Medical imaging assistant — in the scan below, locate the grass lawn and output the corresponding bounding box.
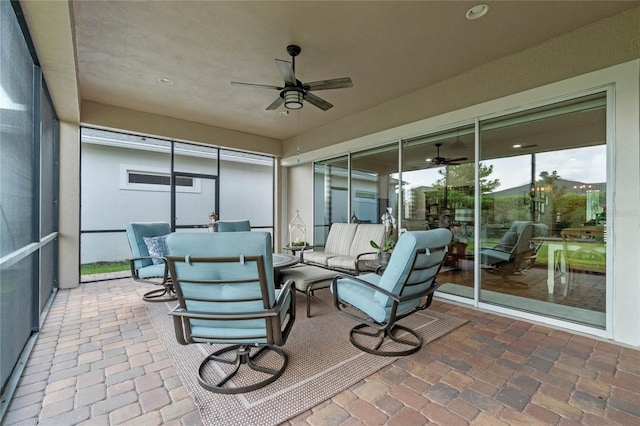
[81,261,129,275]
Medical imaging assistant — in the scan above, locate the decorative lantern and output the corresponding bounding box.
[208,212,218,232]
[288,210,306,247]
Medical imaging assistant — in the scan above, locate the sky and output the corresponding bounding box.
[402,145,606,192]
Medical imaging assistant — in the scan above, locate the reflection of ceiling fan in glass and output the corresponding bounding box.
[425,143,468,167]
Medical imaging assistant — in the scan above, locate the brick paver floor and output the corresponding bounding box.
[4,277,639,425]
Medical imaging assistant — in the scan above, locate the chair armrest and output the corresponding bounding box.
[299,245,324,262]
[331,273,440,305]
[355,251,379,274]
[275,279,296,306]
[128,256,169,284]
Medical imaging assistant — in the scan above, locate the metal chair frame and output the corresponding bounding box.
[332,244,449,357]
[166,254,296,394]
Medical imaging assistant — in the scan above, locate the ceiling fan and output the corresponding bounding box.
[425,143,468,167]
[231,45,353,111]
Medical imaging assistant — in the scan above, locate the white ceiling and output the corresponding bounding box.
[70,1,639,141]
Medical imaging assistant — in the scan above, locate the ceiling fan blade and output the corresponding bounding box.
[275,59,296,85]
[304,77,353,91]
[445,157,468,163]
[266,96,284,110]
[305,92,333,111]
[231,82,283,90]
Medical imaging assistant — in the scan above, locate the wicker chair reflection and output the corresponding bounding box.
[125,222,176,302]
[165,232,295,394]
[331,229,452,356]
[560,227,606,296]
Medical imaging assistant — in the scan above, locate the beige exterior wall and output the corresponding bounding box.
[80,101,282,157]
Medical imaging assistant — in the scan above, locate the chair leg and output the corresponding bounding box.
[142,283,177,302]
[349,323,423,357]
[197,344,287,394]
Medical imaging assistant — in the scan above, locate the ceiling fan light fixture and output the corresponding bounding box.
[284,90,303,110]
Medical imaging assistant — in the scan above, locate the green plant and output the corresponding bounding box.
[370,236,395,253]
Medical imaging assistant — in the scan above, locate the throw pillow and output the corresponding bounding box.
[143,235,169,265]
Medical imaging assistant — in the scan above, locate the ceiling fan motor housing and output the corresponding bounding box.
[286,45,301,57]
[231,44,352,111]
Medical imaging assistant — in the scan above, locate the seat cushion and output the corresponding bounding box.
[280,264,337,292]
[332,274,388,323]
[189,287,292,345]
[303,251,337,266]
[137,263,167,279]
[326,255,357,271]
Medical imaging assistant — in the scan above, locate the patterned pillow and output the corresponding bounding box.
[143,235,169,265]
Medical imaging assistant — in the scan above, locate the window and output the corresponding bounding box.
[127,171,194,188]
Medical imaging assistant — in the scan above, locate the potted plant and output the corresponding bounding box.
[370,235,395,265]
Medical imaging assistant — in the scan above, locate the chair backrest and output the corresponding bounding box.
[493,221,535,260]
[349,224,385,258]
[375,229,452,307]
[166,232,278,344]
[216,220,251,232]
[324,223,358,255]
[126,222,171,268]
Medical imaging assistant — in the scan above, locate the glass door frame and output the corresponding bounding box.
[449,86,613,339]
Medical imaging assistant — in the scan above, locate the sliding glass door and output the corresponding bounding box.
[312,91,609,330]
[478,92,607,328]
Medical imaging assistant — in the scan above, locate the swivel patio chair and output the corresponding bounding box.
[125,222,176,302]
[331,229,452,356]
[165,231,296,394]
[479,221,537,285]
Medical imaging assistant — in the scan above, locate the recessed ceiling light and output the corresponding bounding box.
[512,144,522,148]
[466,4,489,20]
[157,77,173,84]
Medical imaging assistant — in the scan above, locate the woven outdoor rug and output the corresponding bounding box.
[146,289,467,426]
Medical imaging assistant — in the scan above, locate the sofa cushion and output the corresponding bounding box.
[303,251,337,266]
[324,223,358,256]
[326,255,358,271]
[349,223,385,258]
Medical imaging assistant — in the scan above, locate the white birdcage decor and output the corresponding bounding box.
[288,210,306,247]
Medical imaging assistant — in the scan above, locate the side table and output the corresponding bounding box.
[283,245,311,256]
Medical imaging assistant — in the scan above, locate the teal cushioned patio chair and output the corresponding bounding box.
[165,231,296,394]
[331,229,452,356]
[125,222,176,302]
[479,221,544,285]
[216,220,251,232]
